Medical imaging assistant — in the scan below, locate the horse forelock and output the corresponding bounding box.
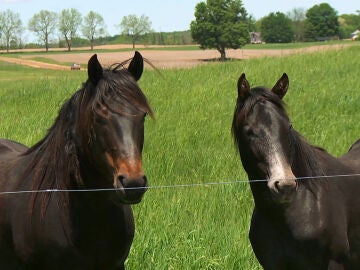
[84,65,154,120]
[76,66,154,151]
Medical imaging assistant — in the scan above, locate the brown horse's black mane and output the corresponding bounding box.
[232,86,325,191]
[22,59,153,215]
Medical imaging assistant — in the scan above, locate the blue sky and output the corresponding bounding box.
[1,0,359,42]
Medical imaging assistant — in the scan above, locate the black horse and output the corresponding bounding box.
[0,51,153,269]
[232,73,360,269]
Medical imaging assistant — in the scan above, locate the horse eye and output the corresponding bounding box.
[108,148,120,156]
[244,126,255,137]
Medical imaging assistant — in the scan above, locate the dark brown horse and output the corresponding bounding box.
[232,73,360,269]
[0,51,153,269]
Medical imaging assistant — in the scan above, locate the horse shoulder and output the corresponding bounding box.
[339,138,360,170]
[0,139,27,155]
[286,183,352,264]
[0,139,28,181]
[288,184,345,230]
[249,206,335,269]
[0,140,29,224]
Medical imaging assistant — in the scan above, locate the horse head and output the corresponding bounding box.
[232,73,297,200]
[78,52,153,204]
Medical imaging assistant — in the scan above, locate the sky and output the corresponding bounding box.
[0,0,359,43]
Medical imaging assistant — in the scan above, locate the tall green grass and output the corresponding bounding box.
[0,46,359,269]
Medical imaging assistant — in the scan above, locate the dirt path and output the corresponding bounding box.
[0,43,358,70]
[0,56,69,70]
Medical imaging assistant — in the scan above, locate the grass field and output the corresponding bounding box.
[0,46,359,269]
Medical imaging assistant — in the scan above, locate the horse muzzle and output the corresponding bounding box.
[268,176,297,199]
[113,174,148,204]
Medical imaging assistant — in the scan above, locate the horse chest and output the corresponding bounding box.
[251,188,351,268]
[8,197,134,269]
[284,191,328,240]
[70,201,135,265]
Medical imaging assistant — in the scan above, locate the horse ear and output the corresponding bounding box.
[88,54,103,85]
[272,73,289,99]
[128,51,144,81]
[237,73,250,100]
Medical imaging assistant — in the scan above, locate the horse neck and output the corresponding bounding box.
[22,95,84,194]
[289,129,325,178]
[287,128,346,199]
[75,146,110,190]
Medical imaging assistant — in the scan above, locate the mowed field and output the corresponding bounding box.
[0,45,359,269]
[0,42,358,70]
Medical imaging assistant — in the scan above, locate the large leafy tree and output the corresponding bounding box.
[119,14,152,48]
[261,12,294,43]
[338,11,360,39]
[190,0,250,61]
[81,11,106,50]
[28,10,57,52]
[304,3,339,41]
[287,7,306,42]
[58,8,82,51]
[0,9,23,52]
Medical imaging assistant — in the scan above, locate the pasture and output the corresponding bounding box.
[0,45,359,269]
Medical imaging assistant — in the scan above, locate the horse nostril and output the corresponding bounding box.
[117,175,126,187]
[269,179,297,195]
[117,174,147,189]
[115,174,148,204]
[142,175,148,187]
[277,179,297,194]
[274,180,280,193]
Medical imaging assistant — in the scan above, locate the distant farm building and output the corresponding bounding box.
[250,32,262,44]
[351,30,359,40]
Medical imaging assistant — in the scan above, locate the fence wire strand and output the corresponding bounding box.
[0,173,360,195]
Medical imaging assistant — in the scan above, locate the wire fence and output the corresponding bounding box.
[1,173,360,195]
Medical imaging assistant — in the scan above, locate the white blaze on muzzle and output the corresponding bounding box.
[267,148,297,194]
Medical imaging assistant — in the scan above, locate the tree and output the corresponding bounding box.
[119,14,152,48]
[261,12,294,43]
[247,15,257,32]
[338,11,360,39]
[287,7,306,42]
[81,11,106,50]
[58,8,82,51]
[28,10,58,52]
[304,3,339,41]
[0,9,23,52]
[190,0,250,61]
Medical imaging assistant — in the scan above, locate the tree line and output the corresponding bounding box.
[0,9,109,52]
[258,3,360,43]
[190,0,360,60]
[0,8,196,52]
[1,1,360,55]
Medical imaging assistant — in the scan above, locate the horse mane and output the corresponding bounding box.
[232,86,325,192]
[288,128,326,191]
[22,58,153,217]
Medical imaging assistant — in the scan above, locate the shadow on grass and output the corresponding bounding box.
[201,57,242,63]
